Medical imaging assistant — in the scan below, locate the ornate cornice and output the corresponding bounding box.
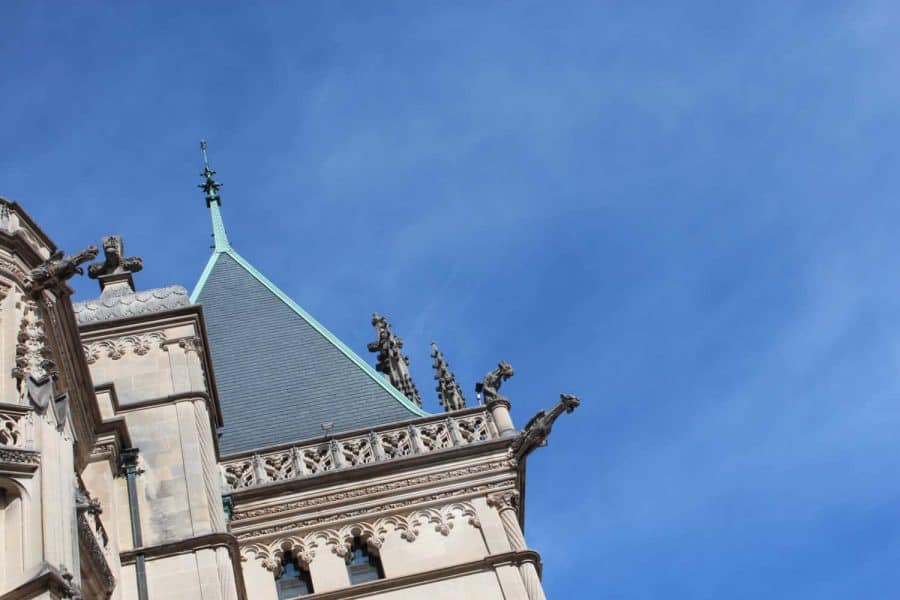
[231,459,514,522]
[0,446,40,475]
[242,501,482,572]
[234,481,512,542]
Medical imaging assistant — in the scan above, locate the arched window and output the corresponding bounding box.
[345,536,384,585]
[275,551,313,599]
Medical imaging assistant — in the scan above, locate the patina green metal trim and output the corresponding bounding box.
[191,248,429,417]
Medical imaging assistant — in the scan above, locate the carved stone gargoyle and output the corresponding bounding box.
[475,361,514,407]
[509,394,580,461]
[87,235,143,279]
[28,245,99,294]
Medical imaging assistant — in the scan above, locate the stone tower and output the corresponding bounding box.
[0,147,577,599]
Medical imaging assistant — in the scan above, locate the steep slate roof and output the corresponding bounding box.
[192,201,427,456]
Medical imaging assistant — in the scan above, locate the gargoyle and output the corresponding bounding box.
[509,393,580,461]
[28,245,99,293]
[475,361,514,406]
[87,235,143,279]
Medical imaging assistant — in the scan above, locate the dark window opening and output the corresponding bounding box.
[275,551,313,598]
[346,536,384,585]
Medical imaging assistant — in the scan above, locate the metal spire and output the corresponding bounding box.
[199,140,230,251]
[199,140,222,207]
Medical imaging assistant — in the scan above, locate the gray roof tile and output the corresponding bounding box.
[196,252,423,455]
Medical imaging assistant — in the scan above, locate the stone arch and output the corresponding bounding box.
[0,477,28,589]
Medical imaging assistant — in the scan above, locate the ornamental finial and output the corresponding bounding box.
[431,341,466,412]
[367,312,422,407]
[199,140,222,207]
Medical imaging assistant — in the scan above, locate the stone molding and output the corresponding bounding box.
[243,501,482,573]
[248,549,542,600]
[230,459,514,522]
[83,332,167,364]
[0,446,40,475]
[235,482,513,542]
[118,532,249,600]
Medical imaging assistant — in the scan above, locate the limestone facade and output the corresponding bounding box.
[0,198,574,599]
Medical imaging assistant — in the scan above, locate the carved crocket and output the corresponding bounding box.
[367,312,423,407]
[28,245,99,293]
[509,393,580,461]
[475,361,514,406]
[88,235,143,279]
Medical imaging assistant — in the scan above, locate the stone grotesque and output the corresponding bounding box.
[431,342,466,412]
[87,235,143,279]
[28,245,98,293]
[367,312,422,407]
[509,394,580,461]
[475,361,514,407]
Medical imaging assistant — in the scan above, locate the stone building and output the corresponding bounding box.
[0,148,578,599]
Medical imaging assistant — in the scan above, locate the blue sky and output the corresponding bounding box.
[4,1,900,597]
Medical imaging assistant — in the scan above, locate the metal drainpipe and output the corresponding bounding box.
[119,448,149,600]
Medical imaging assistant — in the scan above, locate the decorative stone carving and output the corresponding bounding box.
[220,409,500,492]
[27,245,98,294]
[73,285,190,325]
[509,394,580,461]
[83,332,167,364]
[12,299,54,385]
[367,312,422,406]
[487,490,545,600]
[0,446,40,469]
[476,361,514,408]
[235,483,507,541]
[244,502,482,571]
[431,341,466,412]
[0,412,24,447]
[87,235,143,279]
[231,460,512,521]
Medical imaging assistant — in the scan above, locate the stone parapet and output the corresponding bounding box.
[220,408,500,493]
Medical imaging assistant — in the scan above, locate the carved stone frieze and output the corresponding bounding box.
[242,501,482,572]
[83,332,167,364]
[230,459,514,522]
[235,482,510,542]
[0,446,40,468]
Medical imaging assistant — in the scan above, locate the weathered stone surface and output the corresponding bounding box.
[73,285,190,325]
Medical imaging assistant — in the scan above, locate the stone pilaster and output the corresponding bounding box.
[488,490,545,600]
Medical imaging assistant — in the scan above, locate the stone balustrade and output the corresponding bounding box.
[220,409,500,492]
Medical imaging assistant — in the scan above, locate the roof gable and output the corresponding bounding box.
[193,249,427,455]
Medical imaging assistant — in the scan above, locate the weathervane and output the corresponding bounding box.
[199,140,222,207]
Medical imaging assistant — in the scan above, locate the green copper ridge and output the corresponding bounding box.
[190,149,428,418]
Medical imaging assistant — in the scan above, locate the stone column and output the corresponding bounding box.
[486,397,516,437]
[488,491,545,600]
